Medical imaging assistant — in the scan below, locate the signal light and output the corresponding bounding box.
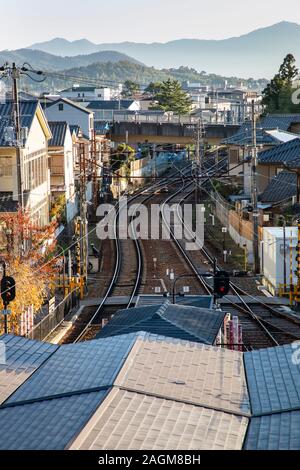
[214,270,230,298]
[1,276,16,305]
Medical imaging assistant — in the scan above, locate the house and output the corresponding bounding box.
[60,85,112,102]
[257,137,300,195]
[223,122,299,194]
[0,100,51,226]
[87,100,140,121]
[48,122,77,224]
[1,332,300,449]
[42,97,94,140]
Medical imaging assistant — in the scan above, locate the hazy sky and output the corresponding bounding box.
[1,0,300,49]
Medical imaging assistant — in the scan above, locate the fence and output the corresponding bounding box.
[30,289,80,342]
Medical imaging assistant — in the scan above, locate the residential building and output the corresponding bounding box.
[48,122,77,223]
[0,100,51,226]
[60,85,112,102]
[42,97,94,140]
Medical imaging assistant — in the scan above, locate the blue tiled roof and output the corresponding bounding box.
[87,100,134,110]
[6,334,137,404]
[48,121,69,147]
[0,390,108,450]
[258,137,300,166]
[0,100,38,146]
[260,114,300,131]
[260,171,297,203]
[96,303,225,345]
[244,344,300,415]
[244,411,300,450]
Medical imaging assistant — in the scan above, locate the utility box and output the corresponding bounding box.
[262,226,298,295]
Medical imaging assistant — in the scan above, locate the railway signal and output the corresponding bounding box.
[214,270,230,298]
[1,276,16,304]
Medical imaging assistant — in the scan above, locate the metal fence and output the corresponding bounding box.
[30,289,80,342]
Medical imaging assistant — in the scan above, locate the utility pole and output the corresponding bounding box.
[11,63,23,209]
[91,129,98,209]
[251,100,260,274]
[79,143,88,293]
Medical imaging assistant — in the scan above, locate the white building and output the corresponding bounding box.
[60,85,112,101]
[42,98,94,140]
[262,226,298,295]
[0,100,51,226]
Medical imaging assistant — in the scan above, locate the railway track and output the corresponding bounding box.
[65,165,191,343]
[161,164,300,349]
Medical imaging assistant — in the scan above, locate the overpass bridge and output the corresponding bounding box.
[108,119,240,146]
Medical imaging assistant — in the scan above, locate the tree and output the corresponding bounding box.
[122,80,140,98]
[143,82,162,96]
[0,209,57,334]
[262,54,299,114]
[150,79,192,114]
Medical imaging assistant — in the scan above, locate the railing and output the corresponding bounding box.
[29,289,80,342]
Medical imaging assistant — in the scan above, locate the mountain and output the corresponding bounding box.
[28,22,300,78]
[28,38,99,56]
[19,62,267,95]
[0,48,143,71]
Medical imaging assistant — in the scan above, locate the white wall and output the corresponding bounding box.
[45,102,93,139]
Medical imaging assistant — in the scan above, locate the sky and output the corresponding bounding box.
[1,0,300,49]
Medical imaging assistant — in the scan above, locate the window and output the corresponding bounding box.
[0,156,12,177]
[58,103,64,111]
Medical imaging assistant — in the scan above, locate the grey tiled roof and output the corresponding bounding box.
[0,100,38,146]
[70,388,249,451]
[97,302,224,345]
[0,390,108,450]
[7,334,136,404]
[244,344,300,415]
[0,334,58,405]
[260,171,297,203]
[244,411,300,450]
[114,335,251,416]
[258,137,300,166]
[48,121,68,147]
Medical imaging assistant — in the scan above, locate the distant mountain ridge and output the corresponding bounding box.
[0,48,143,71]
[28,22,300,78]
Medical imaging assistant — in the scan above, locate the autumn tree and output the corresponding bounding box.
[0,209,58,334]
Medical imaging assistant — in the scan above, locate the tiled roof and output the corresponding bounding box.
[0,100,38,146]
[94,121,111,134]
[114,335,251,416]
[244,344,300,415]
[7,334,136,404]
[96,302,225,345]
[260,171,297,203]
[260,114,300,131]
[258,137,300,166]
[87,100,135,110]
[244,411,300,450]
[48,121,69,147]
[1,332,300,450]
[70,388,249,451]
[0,335,58,406]
[0,390,108,450]
[44,97,92,114]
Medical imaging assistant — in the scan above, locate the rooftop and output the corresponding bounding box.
[1,331,300,449]
[48,121,69,147]
[96,301,225,345]
[87,100,136,111]
[258,137,300,166]
[0,100,39,147]
[260,171,297,204]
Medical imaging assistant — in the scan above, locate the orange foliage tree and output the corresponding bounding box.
[0,208,58,334]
